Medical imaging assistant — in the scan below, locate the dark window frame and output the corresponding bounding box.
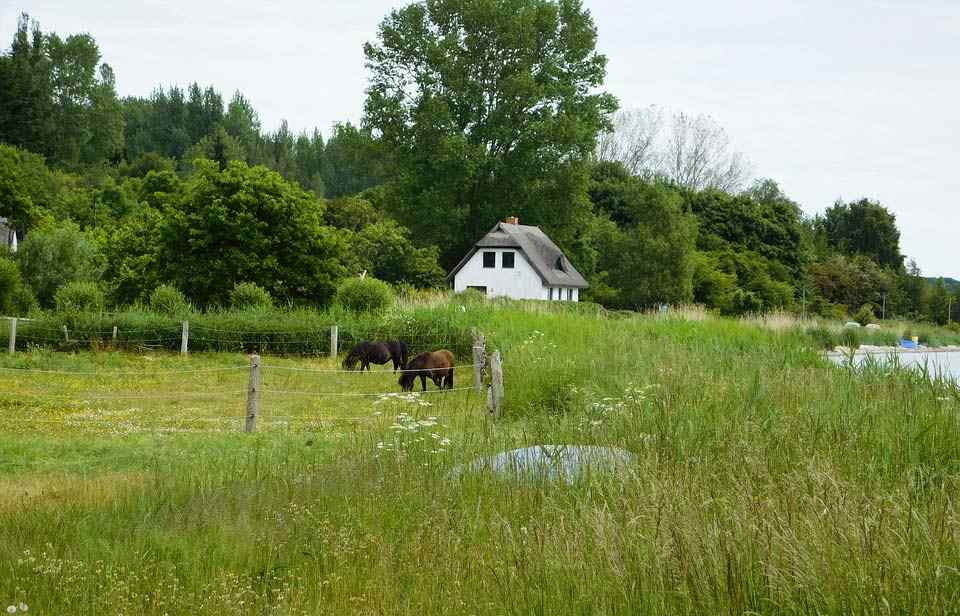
[482,251,496,268]
[502,251,515,269]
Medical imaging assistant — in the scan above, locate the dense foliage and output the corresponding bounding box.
[335,276,395,313]
[0,7,955,322]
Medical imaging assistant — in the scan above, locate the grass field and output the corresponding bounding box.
[2,302,960,614]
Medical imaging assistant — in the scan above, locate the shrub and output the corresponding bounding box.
[54,281,105,313]
[149,284,191,316]
[0,258,22,314]
[11,285,39,316]
[837,327,860,350]
[229,282,274,310]
[453,288,487,306]
[854,303,875,326]
[807,325,837,350]
[335,276,395,313]
[17,221,101,308]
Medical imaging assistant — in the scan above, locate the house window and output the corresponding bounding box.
[482,251,495,268]
[548,288,553,301]
[567,288,573,301]
[502,251,515,269]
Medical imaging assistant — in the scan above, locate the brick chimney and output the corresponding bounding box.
[505,216,519,225]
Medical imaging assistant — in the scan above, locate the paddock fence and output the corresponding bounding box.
[0,330,506,434]
[0,316,475,359]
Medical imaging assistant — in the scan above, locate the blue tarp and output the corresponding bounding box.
[900,339,917,349]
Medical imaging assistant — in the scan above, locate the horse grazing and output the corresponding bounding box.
[342,341,408,372]
[399,350,455,392]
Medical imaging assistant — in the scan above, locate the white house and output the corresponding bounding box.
[449,217,588,301]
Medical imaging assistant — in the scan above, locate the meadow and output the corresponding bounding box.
[2,300,960,614]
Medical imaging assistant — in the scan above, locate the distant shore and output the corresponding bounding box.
[826,345,960,357]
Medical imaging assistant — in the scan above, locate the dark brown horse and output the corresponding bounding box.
[343,341,409,372]
[399,350,454,392]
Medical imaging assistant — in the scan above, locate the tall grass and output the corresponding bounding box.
[1,302,959,614]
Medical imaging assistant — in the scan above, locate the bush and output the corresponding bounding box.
[854,303,875,326]
[0,258,22,314]
[54,281,105,313]
[335,277,395,313]
[229,282,274,310]
[149,284,191,316]
[11,285,39,316]
[17,221,101,308]
[838,327,861,350]
[807,325,837,350]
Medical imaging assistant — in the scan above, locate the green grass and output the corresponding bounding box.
[1,301,960,614]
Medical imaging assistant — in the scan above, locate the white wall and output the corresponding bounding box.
[454,249,547,300]
[454,249,581,302]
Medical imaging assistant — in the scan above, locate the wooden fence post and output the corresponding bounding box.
[112,326,118,346]
[8,318,16,355]
[472,329,486,390]
[330,325,339,361]
[180,320,189,356]
[245,354,261,433]
[62,325,69,344]
[486,350,503,418]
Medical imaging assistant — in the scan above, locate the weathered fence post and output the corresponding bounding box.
[180,320,189,356]
[329,325,339,361]
[112,326,118,345]
[486,350,503,418]
[62,325,69,344]
[8,318,16,355]
[472,329,486,390]
[245,354,261,433]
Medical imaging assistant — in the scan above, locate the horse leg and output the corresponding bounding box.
[446,369,454,389]
[420,374,427,392]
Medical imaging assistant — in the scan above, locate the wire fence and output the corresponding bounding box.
[0,316,476,358]
[0,356,491,435]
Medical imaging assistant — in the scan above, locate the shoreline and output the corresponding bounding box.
[826,345,960,358]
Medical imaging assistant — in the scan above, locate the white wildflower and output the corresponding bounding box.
[7,606,16,614]
[18,604,27,613]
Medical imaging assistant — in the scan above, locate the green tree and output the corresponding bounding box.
[0,14,54,156]
[363,0,617,266]
[160,160,348,306]
[17,221,101,307]
[101,205,165,305]
[588,164,698,308]
[816,198,903,270]
[0,144,56,230]
[809,255,894,318]
[321,123,386,198]
[346,220,446,288]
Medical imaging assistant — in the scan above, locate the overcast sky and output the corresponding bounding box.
[2,0,958,277]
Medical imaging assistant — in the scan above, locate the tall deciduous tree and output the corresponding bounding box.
[364,0,617,266]
[159,160,348,306]
[816,198,904,270]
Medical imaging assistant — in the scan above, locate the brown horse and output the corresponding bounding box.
[399,350,454,392]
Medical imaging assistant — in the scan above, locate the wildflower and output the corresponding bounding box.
[18,605,26,613]
[7,606,16,614]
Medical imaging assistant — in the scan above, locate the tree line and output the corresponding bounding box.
[0,4,955,324]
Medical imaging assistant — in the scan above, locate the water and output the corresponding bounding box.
[829,350,960,382]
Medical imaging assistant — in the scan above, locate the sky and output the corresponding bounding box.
[2,0,958,277]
